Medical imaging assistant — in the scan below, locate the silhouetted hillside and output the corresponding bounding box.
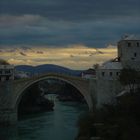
[15,64,84,76]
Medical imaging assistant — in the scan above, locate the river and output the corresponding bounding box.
[0,94,88,140]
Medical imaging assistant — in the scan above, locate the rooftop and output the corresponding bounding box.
[121,35,140,41]
[100,61,123,70]
[0,65,14,69]
[82,68,96,75]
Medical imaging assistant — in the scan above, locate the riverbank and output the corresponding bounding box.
[76,91,140,140]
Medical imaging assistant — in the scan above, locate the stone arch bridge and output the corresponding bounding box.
[0,73,97,125]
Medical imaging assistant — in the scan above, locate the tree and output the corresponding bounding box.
[0,59,9,65]
[119,68,140,93]
[93,63,99,70]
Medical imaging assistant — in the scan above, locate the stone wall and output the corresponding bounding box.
[89,79,97,109]
[0,109,17,125]
[96,78,123,108]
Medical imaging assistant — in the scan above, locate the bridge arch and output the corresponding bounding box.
[14,73,93,112]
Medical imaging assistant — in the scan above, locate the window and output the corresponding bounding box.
[6,76,9,81]
[137,42,139,47]
[116,72,120,76]
[128,42,131,47]
[102,72,105,76]
[110,72,113,76]
[134,53,137,57]
[5,70,11,74]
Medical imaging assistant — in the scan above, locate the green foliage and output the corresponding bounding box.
[93,63,99,70]
[0,59,9,65]
[76,113,96,139]
[119,68,140,92]
[76,91,140,140]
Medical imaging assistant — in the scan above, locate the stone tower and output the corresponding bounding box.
[118,35,140,70]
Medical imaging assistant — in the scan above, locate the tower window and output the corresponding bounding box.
[134,53,137,57]
[116,72,120,76]
[137,42,139,47]
[128,42,131,47]
[102,72,105,76]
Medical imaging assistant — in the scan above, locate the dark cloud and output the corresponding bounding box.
[19,52,27,56]
[0,0,140,21]
[0,0,140,47]
[36,51,44,54]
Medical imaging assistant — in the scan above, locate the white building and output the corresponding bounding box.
[96,60,123,107]
[0,65,15,82]
[98,35,140,81]
[97,61,122,80]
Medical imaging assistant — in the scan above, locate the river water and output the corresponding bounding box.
[0,94,88,140]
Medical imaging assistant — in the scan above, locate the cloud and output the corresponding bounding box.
[0,0,140,47]
[0,14,44,27]
[0,13,140,47]
[19,52,27,56]
[0,45,117,69]
[0,0,140,21]
[36,51,44,54]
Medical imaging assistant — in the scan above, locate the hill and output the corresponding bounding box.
[15,64,84,77]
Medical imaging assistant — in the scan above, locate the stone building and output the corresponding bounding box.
[96,60,123,107]
[82,68,96,79]
[96,35,140,107]
[97,61,122,80]
[118,35,140,70]
[0,65,15,82]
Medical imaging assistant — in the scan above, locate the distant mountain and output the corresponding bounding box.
[15,64,84,77]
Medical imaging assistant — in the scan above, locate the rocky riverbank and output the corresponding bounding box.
[18,83,54,117]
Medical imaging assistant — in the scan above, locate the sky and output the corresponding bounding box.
[0,0,140,69]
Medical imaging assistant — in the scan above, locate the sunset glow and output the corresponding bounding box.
[0,45,117,69]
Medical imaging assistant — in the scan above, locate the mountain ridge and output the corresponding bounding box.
[15,64,84,77]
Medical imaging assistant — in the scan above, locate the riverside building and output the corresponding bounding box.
[96,35,140,107]
[0,65,15,82]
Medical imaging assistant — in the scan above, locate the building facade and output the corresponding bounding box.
[0,65,15,82]
[118,36,140,70]
[82,68,96,79]
[96,35,140,107]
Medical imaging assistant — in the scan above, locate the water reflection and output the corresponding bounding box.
[0,126,18,140]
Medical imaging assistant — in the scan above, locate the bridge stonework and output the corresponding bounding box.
[0,73,97,125]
